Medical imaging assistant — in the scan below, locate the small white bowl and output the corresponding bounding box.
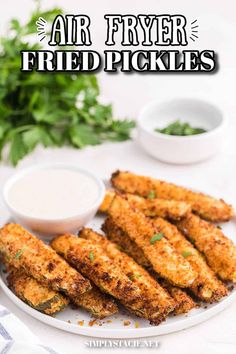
[3,164,105,237]
[137,98,227,164]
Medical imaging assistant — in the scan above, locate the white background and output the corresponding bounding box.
[0,1,236,353]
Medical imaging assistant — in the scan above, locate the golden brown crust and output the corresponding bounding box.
[102,217,196,314]
[108,195,197,287]
[99,190,115,213]
[102,216,151,268]
[159,279,196,315]
[0,224,91,298]
[80,228,175,324]
[152,218,228,302]
[51,234,141,306]
[73,286,118,318]
[111,171,234,222]
[7,268,69,315]
[99,190,191,220]
[176,213,236,282]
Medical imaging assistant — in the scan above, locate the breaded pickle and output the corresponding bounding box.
[159,279,196,315]
[7,269,68,315]
[111,171,233,222]
[0,224,91,298]
[73,286,118,318]
[102,217,196,315]
[51,234,142,307]
[100,190,191,220]
[108,195,196,287]
[176,213,236,282]
[80,228,175,324]
[152,218,228,302]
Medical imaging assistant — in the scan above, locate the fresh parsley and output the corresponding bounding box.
[182,250,192,258]
[0,3,135,165]
[150,233,164,244]
[155,120,206,136]
[14,249,24,259]
[147,190,156,199]
[89,251,94,262]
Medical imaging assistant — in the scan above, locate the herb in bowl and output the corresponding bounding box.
[155,120,206,136]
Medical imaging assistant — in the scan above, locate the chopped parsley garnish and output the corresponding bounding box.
[182,250,192,258]
[150,233,164,244]
[155,120,206,136]
[14,249,24,259]
[128,273,143,281]
[89,252,94,262]
[147,190,156,199]
[135,274,142,279]
[189,238,195,245]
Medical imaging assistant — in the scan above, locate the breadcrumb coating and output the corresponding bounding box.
[176,213,236,282]
[108,194,197,287]
[51,234,142,308]
[7,268,68,315]
[102,217,196,315]
[153,217,228,302]
[111,171,234,222]
[0,224,91,298]
[80,228,175,324]
[99,190,191,220]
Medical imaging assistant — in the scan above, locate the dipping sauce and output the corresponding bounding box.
[7,168,101,219]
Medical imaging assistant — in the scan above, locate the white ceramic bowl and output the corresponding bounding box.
[137,98,226,164]
[3,164,105,237]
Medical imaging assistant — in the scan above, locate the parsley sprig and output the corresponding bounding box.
[0,2,135,165]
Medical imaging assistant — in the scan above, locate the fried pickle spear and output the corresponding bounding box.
[111,171,234,222]
[102,216,152,268]
[0,224,91,299]
[108,195,196,288]
[51,234,143,314]
[7,268,68,315]
[73,286,118,318]
[176,213,236,282]
[152,218,228,302]
[159,280,196,315]
[80,228,175,324]
[102,217,196,315]
[99,190,191,220]
[8,268,116,318]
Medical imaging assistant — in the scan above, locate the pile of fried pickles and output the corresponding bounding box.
[0,171,236,325]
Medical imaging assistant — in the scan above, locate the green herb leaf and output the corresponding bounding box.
[147,190,156,199]
[150,233,164,244]
[0,4,135,166]
[14,249,24,259]
[69,125,100,148]
[182,250,192,258]
[135,274,142,278]
[189,238,195,245]
[9,134,28,166]
[155,120,206,136]
[89,252,94,262]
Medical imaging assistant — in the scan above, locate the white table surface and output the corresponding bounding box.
[0,138,236,354]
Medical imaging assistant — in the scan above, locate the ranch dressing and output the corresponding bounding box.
[7,168,100,219]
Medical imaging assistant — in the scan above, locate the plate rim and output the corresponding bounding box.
[0,182,235,338]
[1,268,235,338]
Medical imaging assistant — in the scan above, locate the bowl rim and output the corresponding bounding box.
[3,163,105,222]
[137,98,227,140]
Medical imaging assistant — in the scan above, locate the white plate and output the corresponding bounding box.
[0,206,236,338]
